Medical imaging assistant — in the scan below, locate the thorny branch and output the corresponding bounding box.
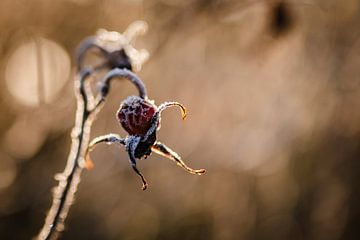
[36,22,149,240]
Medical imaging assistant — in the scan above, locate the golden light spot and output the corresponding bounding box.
[5,37,70,107]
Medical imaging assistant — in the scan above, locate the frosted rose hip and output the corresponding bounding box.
[117,96,157,136]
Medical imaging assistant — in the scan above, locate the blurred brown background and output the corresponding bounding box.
[1,0,360,239]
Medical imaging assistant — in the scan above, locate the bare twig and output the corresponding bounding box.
[37,69,94,240]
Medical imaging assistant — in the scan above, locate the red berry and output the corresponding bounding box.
[117,96,157,136]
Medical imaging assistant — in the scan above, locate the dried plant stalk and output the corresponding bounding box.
[37,70,95,240]
[36,60,150,239]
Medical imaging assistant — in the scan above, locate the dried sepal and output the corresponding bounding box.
[151,142,206,175]
[85,134,125,170]
[126,136,148,190]
[142,101,187,142]
[157,101,187,120]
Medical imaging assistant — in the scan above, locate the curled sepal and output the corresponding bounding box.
[142,102,187,142]
[85,134,126,169]
[157,102,187,120]
[151,142,206,175]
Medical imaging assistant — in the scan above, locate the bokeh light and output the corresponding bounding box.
[5,37,70,107]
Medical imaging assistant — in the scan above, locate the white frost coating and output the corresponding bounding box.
[95,29,127,51]
[123,21,148,43]
[118,95,157,127]
[102,68,148,99]
[95,21,149,72]
[120,95,156,109]
[158,101,187,119]
[125,135,141,152]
